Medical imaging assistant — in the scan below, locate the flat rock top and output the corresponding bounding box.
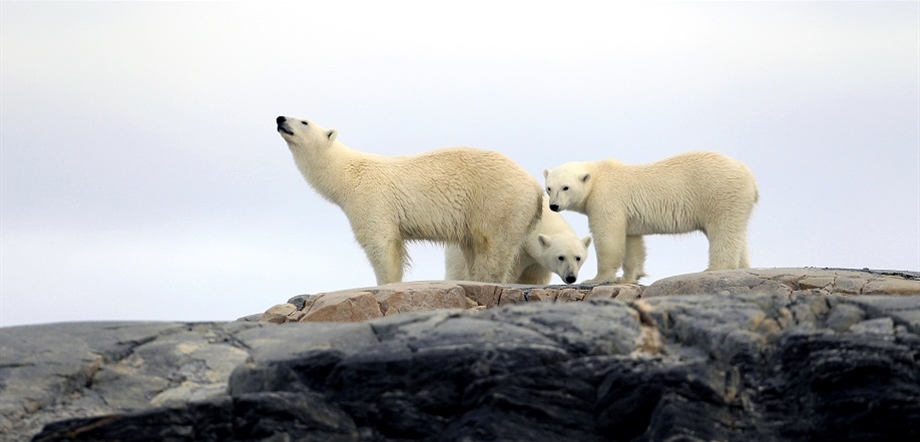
[641,267,920,297]
[255,267,920,324]
[1,268,918,441]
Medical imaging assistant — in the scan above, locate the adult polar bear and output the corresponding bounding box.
[544,151,758,284]
[276,116,543,285]
[445,197,591,284]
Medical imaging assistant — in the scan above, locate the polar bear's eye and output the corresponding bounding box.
[557,256,564,261]
[562,186,569,191]
[546,187,551,192]
[575,256,581,261]
[301,121,308,125]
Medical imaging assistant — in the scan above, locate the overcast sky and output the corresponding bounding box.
[1,2,918,327]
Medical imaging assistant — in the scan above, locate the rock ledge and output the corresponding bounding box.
[1,268,917,441]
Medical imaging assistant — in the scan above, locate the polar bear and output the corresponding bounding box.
[543,151,758,284]
[444,197,592,284]
[276,116,543,285]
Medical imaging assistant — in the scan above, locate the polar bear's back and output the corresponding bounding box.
[630,151,756,198]
[375,147,541,242]
[599,151,758,235]
[387,147,536,204]
[395,147,526,177]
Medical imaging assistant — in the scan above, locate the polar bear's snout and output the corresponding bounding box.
[564,275,577,284]
[276,116,294,135]
[549,204,561,212]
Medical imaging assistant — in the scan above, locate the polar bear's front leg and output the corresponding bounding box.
[353,222,406,285]
[516,261,552,285]
[584,217,627,284]
[363,238,406,285]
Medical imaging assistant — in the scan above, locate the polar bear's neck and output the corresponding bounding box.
[569,161,600,215]
[293,141,370,206]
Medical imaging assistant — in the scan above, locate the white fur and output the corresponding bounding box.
[445,197,591,284]
[544,151,758,284]
[277,116,542,285]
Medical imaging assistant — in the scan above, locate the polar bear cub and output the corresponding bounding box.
[544,151,758,284]
[277,116,543,285]
[445,197,591,284]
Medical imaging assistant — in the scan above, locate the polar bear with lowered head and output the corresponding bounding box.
[277,116,543,285]
[543,151,758,284]
[445,197,591,284]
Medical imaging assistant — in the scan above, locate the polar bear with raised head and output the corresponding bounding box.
[277,116,543,285]
[543,151,758,284]
[445,197,591,284]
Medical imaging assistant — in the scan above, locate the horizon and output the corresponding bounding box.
[2,1,918,327]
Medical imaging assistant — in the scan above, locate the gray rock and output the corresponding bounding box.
[1,322,257,440]
[825,302,867,332]
[2,268,919,441]
[642,267,920,298]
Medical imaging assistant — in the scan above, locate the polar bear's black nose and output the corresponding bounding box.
[549,204,560,212]
[276,116,286,125]
[565,275,577,284]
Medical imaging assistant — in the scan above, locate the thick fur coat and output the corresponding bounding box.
[544,151,758,283]
[277,116,542,284]
[445,197,591,284]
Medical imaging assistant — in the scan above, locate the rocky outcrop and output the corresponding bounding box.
[254,280,643,324]
[641,267,920,298]
[1,268,918,441]
[257,267,918,324]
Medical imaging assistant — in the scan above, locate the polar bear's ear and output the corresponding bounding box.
[537,234,552,249]
[582,236,592,248]
[326,129,338,143]
[579,173,590,183]
[543,168,550,179]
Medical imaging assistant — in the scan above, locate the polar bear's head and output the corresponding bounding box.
[536,234,592,284]
[543,163,592,213]
[276,116,338,154]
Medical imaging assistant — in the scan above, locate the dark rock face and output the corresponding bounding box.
[10,288,919,442]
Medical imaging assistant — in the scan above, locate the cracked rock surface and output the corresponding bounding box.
[1,268,918,441]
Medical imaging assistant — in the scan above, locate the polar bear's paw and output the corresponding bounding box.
[583,275,619,285]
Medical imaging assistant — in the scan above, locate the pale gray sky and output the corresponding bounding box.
[2,2,918,327]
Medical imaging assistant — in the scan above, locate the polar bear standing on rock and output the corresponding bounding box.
[544,151,758,284]
[445,197,591,284]
[276,116,543,285]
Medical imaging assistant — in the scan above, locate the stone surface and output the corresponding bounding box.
[0,322,256,441]
[2,268,919,441]
[257,268,919,325]
[641,267,920,299]
[264,281,617,325]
